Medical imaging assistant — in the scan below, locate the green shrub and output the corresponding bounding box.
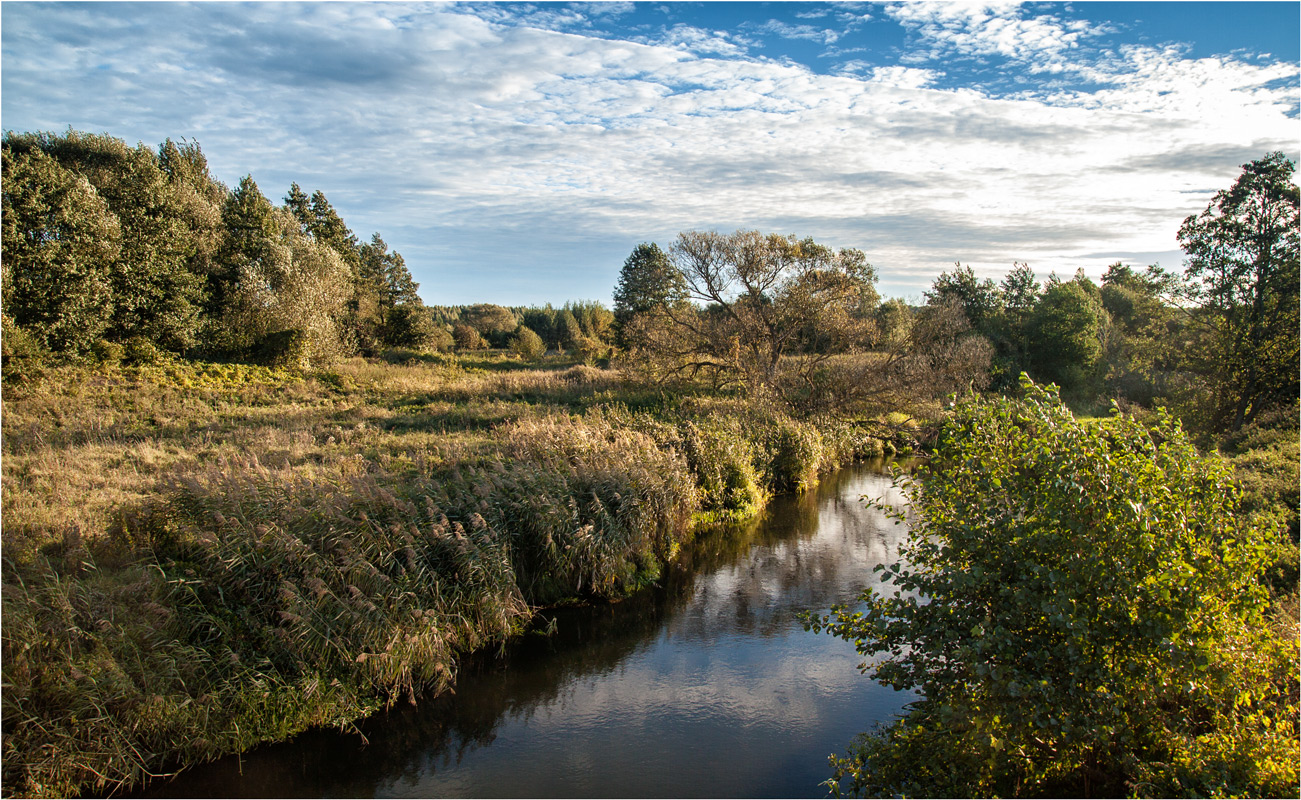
[1,315,48,383]
[252,329,309,370]
[678,419,767,519]
[451,323,485,351]
[807,379,1298,797]
[122,336,165,366]
[89,338,124,365]
[508,325,546,361]
[761,416,825,493]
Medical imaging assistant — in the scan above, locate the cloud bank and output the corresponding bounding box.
[2,2,1297,303]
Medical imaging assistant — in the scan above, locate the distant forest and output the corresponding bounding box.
[3,130,1297,439]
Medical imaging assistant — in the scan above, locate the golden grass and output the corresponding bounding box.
[1,352,886,798]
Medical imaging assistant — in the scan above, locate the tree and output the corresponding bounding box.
[613,242,685,348]
[639,229,878,394]
[995,262,1040,373]
[1,147,120,353]
[211,185,351,366]
[806,380,1296,797]
[5,130,204,351]
[1172,151,1299,432]
[925,264,1002,332]
[459,304,517,348]
[519,306,558,350]
[509,324,546,361]
[283,182,311,228]
[1026,273,1107,401]
[357,233,428,350]
[556,309,584,351]
[568,300,614,345]
[158,138,225,320]
[381,304,438,350]
[207,175,279,349]
[452,323,485,351]
[1100,262,1176,405]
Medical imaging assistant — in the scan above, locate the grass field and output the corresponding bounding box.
[1,351,894,798]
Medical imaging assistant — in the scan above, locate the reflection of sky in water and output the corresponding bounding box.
[140,464,917,799]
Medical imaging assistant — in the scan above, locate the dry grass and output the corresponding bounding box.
[1,353,887,798]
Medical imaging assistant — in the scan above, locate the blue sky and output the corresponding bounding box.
[3,1,1298,306]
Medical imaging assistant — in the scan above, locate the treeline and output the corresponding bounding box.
[2,130,436,369]
[610,153,1299,442]
[428,301,615,361]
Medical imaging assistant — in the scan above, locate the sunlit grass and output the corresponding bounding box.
[1,351,892,798]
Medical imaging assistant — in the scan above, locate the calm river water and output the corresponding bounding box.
[141,461,915,798]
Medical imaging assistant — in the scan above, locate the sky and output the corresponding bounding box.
[2,1,1298,306]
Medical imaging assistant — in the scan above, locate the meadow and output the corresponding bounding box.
[0,350,898,798]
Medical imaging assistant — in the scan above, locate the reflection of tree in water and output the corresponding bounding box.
[664,464,909,642]
[136,462,912,799]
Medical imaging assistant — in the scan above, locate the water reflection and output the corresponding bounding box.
[139,462,915,799]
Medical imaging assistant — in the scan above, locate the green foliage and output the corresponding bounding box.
[452,323,486,351]
[354,233,427,353]
[1100,262,1176,405]
[3,129,417,370]
[807,379,1297,797]
[760,416,826,493]
[121,336,166,366]
[613,242,684,348]
[873,298,912,351]
[459,304,518,348]
[1026,274,1107,400]
[379,303,437,350]
[2,146,120,353]
[926,263,1003,331]
[207,185,353,366]
[679,419,768,519]
[509,324,547,361]
[556,308,584,350]
[6,130,205,351]
[1,314,50,384]
[1172,151,1299,432]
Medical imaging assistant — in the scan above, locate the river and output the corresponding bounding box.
[140,461,916,798]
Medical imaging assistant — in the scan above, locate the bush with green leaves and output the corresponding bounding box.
[807,378,1298,797]
[509,324,546,361]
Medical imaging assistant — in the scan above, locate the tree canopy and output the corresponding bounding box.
[2,129,432,367]
[621,230,879,397]
[1171,151,1299,432]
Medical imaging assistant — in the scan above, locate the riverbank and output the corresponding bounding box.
[133,462,916,799]
[1,353,900,798]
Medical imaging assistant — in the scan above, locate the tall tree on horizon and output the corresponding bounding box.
[1172,151,1299,431]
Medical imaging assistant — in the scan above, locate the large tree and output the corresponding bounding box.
[637,229,878,394]
[211,178,351,365]
[5,130,205,351]
[612,242,685,348]
[1,147,120,353]
[1026,273,1108,400]
[925,264,1002,332]
[1172,151,1299,431]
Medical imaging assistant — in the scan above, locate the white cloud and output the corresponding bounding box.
[1,2,1296,303]
[883,1,1107,70]
[748,18,843,45]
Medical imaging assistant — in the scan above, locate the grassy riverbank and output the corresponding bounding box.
[1,352,894,798]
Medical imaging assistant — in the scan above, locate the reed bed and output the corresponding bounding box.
[1,355,889,798]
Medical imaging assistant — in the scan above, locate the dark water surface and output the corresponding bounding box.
[141,462,915,798]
